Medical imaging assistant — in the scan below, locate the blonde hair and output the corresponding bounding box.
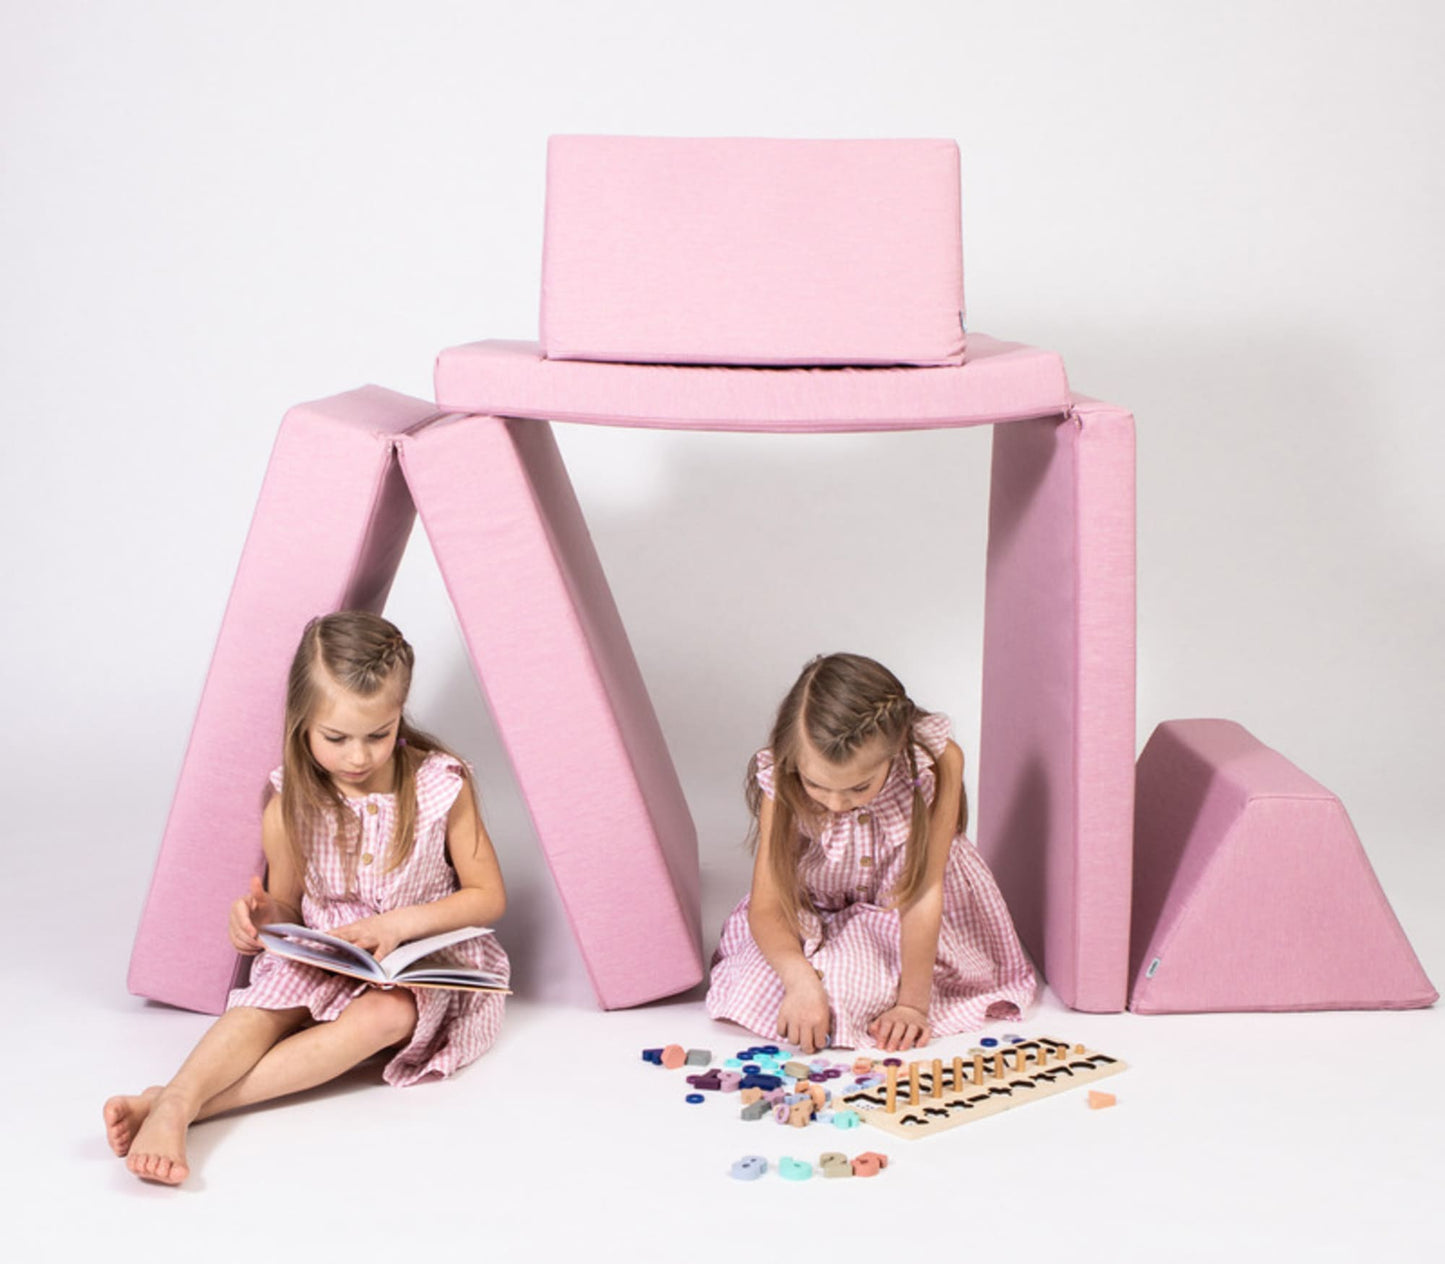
[747,653,967,934]
[280,611,479,895]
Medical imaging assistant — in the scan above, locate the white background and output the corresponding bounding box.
[3,1,1441,1259]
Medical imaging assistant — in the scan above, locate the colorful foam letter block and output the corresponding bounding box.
[1129,720,1437,1013]
[730,1156,768,1181]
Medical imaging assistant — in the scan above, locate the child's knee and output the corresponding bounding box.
[354,988,418,1046]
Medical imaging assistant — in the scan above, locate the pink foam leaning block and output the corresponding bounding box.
[434,335,1069,433]
[978,397,1137,1013]
[1129,720,1437,1013]
[128,386,436,1013]
[540,136,965,367]
[130,391,703,1014]
[396,415,703,1008]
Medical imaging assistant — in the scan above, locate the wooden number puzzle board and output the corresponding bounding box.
[841,1037,1125,1140]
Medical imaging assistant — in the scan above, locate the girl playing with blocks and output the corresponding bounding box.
[707,653,1035,1054]
[104,612,510,1185]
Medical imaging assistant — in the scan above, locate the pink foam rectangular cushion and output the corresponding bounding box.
[978,397,1137,1013]
[128,386,434,1013]
[541,136,966,367]
[436,335,1068,432]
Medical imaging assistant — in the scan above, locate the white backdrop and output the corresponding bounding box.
[3,2,1442,1252]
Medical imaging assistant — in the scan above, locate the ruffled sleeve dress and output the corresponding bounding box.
[227,750,509,1086]
[705,713,1036,1049]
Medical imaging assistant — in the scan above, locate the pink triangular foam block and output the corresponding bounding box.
[1129,719,1436,1013]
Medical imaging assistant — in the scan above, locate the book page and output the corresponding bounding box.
[259,923,383,979]
[376,925,494,978]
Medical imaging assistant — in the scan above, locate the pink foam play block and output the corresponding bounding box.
[128,386,435,1013]
[1129,720,1437,1013]
[396,415,703,1008]
[541,136,965,366]
[130,392,703,1014]
[435,335,1070,432]
[978,397,1137,1013]
[433,350,1136,1011]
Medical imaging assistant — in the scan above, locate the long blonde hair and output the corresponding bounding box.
[280,611,478,895]
[747,653,967,933]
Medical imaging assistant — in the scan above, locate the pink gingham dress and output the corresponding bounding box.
[706,714,1036,1048]
[227,750,509,1086]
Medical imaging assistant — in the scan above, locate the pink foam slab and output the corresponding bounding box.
[396,415,703,1008]
[434,335,1070,433]
[541,136,965,367]
[130,391,703,1015]
[978,397,1137,1014]
[1129,720,1437,1013]
[128,386,437,1014]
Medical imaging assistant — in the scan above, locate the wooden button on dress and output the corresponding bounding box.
[365,802,379,815]
[360,852,374,866]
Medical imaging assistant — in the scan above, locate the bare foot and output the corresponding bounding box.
[103,1087,163,1157]
[124,1090,193,1185]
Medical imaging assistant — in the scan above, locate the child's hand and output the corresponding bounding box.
[330,913,405,962]
[867,1004,931,1052]
[229,875,280,955]
[777,977,832,1055]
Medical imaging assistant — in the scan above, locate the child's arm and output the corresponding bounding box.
[868,739,964,1051]
[748,794,832,1055]
[330,783,506,960]
[229,796,304,954]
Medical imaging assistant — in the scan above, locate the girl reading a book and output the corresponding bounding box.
[105,611,509,1185]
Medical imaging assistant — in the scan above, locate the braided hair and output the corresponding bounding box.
[279,611,480,895]
[747,653,967,934]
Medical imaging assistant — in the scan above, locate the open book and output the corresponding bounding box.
[257,922,510,993]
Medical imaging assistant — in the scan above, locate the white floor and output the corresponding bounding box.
[14,806,1443,1262]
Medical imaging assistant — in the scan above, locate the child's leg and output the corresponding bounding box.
[192,987,417,1117]
[108,990,417,1184]
[109,1004,308,1184]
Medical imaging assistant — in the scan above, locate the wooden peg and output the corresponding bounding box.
[885,1062,898,1114]
[952,1056,964,1092]
[972,1053,984,1085]
[931,1059,943,1098]
[908,1061,920,1106]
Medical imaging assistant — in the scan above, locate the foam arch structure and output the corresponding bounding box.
[128,387,703,1014]
[1128,719,1437,1013]
[131,343,1138,1015]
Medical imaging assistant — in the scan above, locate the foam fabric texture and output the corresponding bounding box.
[435,335,1070,433]
[1129,719,1437,1013]
[540,136,966,367]
[978,398,1138,1013]
[133,360,1137,1015]
[128,386,434,1014]
[129,391,703,1014]
[397,415,703,1008]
